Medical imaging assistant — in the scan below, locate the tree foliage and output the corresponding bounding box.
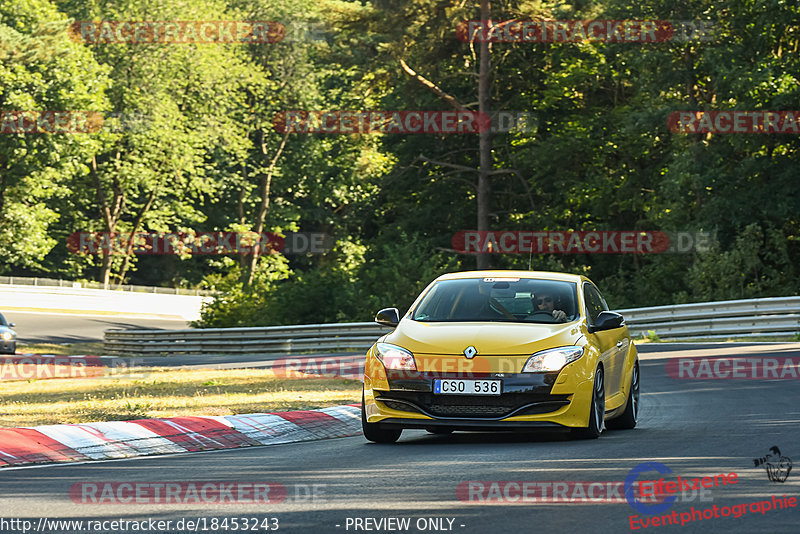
[1,0,798,322]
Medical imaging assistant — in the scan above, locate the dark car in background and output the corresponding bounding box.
[0,313,17,354]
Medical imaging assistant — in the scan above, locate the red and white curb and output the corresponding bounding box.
[0,404,361,468]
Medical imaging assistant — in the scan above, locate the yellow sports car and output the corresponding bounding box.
[362,270,639,442]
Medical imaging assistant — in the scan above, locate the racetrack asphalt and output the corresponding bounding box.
[0,342,798,533]
[4,310,189,344]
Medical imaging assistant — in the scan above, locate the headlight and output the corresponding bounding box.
[522,346,584,373]
[1,332,12,341]
[375,342,417,371]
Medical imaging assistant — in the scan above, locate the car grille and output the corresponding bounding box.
[376,391,570,419]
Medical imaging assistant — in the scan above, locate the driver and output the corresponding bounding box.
[531,291,568,322]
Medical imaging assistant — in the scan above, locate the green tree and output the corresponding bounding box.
[0,0,110,273]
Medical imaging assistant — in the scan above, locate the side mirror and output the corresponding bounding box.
[375,307,400,327]
[8,323,15,327]
[588,311,624,333]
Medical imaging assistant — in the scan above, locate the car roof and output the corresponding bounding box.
[433,270,589,284]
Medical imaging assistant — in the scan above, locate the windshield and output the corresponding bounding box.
[412,278,579,323]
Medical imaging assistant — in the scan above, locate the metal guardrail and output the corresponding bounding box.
[618,296,800,340]
[0,275,217,296]
[104,323,393,356]
[103,296,800,356]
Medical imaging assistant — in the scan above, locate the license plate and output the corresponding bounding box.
[433,379,501,395]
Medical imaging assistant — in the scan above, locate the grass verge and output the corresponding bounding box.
[16,342,106,356]
[0,367,362,427]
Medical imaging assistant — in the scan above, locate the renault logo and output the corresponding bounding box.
[464,346,477,359]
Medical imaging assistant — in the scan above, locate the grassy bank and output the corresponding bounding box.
[0,367,362,427]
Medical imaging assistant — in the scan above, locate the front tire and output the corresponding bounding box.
[606,361,639,430]
[361,391,402,443]
[570,366,605,440]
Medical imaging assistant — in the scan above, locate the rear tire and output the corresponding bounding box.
[570,366,605,440]
[606,361,639,430]
[361,391,402,443]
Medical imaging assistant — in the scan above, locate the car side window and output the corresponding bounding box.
[583,284,608,325]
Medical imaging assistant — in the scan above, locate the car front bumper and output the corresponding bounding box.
[364,368,595,430]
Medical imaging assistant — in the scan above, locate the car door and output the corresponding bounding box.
[583,283,626,399]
